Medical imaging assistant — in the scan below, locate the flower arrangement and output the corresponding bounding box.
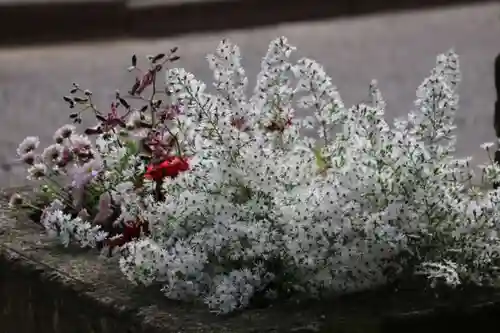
[6,37,500,314]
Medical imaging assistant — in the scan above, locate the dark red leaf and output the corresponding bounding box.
[119,97,130,109]
[109,118,127,128]
[130,78,140,96]
[152,53,165,63]
[96,115,107,122]
[73,96,88,104]
[138,121,153,129]
[84,126,102,135]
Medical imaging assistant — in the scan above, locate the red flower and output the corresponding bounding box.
[122,220,149,242]
[104,220,150,252]
[145,156,189,181]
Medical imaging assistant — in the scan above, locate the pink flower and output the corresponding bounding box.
[70,159,102,189]
[69,159,103,209]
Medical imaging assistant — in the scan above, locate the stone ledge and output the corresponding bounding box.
[0,188,333,333]
[3,187,500,332]
[0,0,496,46]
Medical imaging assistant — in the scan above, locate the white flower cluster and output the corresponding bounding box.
[42,199,108,247]
[13,36,500,314]
[113,37,500,313]
[94,133,146,191]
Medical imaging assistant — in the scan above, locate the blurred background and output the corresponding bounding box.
[0,0,498,187]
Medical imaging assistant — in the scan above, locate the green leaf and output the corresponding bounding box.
[125,139,139,155]
[312,147,327,170]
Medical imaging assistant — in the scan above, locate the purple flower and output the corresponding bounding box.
[70,159,103,189]
[69,159,103,209]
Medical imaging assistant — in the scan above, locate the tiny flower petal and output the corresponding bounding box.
[480,142,494,150]
[8,193,23,208]
[20,151,36,165]
[27,163,47,180]
[17,136,39,156]
[53,124,76,141]
[41,144,63,166]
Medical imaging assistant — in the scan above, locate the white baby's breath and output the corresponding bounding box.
[41,208,108,248]
[8,193,23,209]
[113,38,500,314]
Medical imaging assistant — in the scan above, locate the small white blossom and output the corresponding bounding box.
[69,134,92,150]
[53,124,76,142]
[27,163,47,180]
[480,142,494,151]
[416,261,462,288]
[41,144,63,166]
[70,158,103,189]
[17,136,39,156]
[8,193,24,209]
[41,209,108,248]
[20,151,36,165]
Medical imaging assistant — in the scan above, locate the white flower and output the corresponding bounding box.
[69,134,92,151]
[416,261,462,288]
[41,209,108,248]
[70,158,103,189]
[53,124,76,142]
[480,142,494,151]
[27,163,47,180]
[41,144,63,166]
[20,151,36,165]
[8,193,23,209]
[17,136,39,156]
